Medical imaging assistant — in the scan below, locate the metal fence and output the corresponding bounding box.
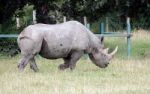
[0,17,132,57]
[0,35,19,57]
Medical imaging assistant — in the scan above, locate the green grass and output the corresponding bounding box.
[0,57,150,94]
[0,31,150,94]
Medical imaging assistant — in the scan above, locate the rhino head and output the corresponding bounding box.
[89,46,118,68]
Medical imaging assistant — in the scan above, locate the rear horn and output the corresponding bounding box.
[104,48,109,53]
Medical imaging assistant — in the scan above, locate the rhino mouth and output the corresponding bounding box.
[98,63,109,68]
[92,61,109,68]
[89,54,109,68]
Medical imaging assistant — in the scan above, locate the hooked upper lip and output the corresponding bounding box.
[99,64,108,68]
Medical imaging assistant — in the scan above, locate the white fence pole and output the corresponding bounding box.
[84,16,87,27]
[63,16,66,22]
[33,10,37,24]
[16,17,20,29]
[86,23,90,29]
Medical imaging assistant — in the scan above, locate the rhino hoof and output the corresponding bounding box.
[33,69,39,72]
[18,63,25,72]
[58,64,69,70]
[30,66,39,72]
[58,64,65,70]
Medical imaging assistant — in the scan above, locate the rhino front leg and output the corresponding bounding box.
[30,58,39,72]
[69,51,84,70]
[58,58,70,70]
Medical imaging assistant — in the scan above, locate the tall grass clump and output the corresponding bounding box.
[104,30,150,59]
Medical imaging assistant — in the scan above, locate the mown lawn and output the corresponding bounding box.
[0,31,150,94]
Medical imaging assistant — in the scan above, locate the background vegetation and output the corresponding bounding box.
[0,0,150,34]
[0,0,150,57]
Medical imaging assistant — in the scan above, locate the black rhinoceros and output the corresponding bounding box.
[17,21,118,72]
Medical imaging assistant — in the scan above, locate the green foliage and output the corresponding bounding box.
[0,5,34,57]
[0,0,27,24]
[0,4,34,34]
[17,5,34,28]
[0,0,150,34]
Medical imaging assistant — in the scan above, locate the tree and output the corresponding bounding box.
[29,0,59,24]
[0,0,27,24]
[0,0,150,29]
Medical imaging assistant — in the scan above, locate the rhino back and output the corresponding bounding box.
[19,21,97,59]
[39,21,90,59]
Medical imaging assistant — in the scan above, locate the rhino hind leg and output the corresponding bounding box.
[30,57,39,72]
[18,54,34,72]
[18,37,42,72]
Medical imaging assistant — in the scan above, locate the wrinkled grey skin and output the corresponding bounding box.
[17,21,117,72]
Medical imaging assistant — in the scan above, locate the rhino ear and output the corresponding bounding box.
[97,36,104,44]
[101,36,104,43]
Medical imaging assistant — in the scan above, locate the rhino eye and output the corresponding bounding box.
[102,54,107,58]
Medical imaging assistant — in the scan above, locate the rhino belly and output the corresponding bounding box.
[39,40,71,59]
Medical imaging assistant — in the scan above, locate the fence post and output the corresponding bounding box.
[106,17,109,32]
[16,17,20,29]
[86,23,90,29]
[33,10,37,24]
[84,16,87,27]
[100,22,104,34]
[63,16,66,22]
[127,17,131,58]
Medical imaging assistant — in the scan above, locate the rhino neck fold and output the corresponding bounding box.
[87,31,102,53]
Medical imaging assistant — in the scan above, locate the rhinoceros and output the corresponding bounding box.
[17,21,118,72]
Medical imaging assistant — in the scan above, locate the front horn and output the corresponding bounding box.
[109,46,118,57]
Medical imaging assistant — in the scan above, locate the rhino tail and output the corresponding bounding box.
[17,34,33,48]
[19,36,30,40]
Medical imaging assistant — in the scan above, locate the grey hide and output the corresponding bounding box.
[17,21,118,72]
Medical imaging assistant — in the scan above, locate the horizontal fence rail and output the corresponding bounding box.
[0,34,133,38]
[0,34,18,38]
[99,17,132,58]
[96,33,132,37]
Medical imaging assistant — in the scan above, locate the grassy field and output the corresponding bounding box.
[0,30,150,94]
